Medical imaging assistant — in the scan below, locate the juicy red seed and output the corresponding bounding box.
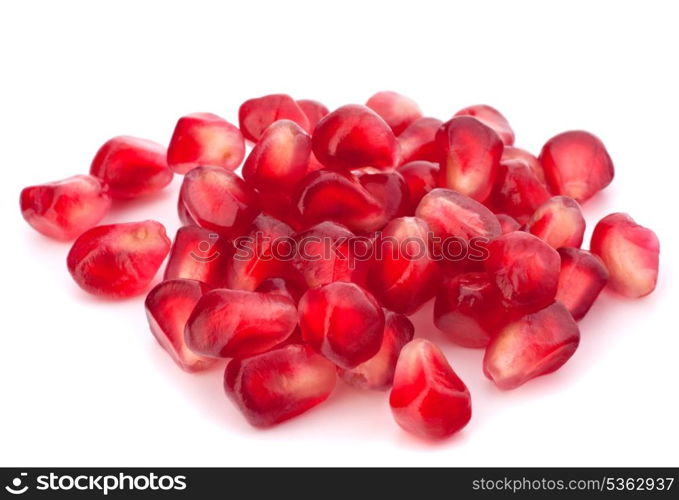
[224,214,299,291]
[164,225,232,288]
[311,104,400,170]
[454,104,515,146]
[539,130,614,203]
[89,136,172,199]
[501,146,546,185]
[556,248,608,320]
[366,91,423,135]
[20,174,111,241]
[293,221,370,289]
[496,214,521,234]
[242,120,312,192]
[434,272,506,348]
[525,196,585,249]
[483,302,580,390]
[178,165,260,237]
[396,161,440,213]
[255,277,306,304]
[398,117,443,165]
[238,94,310,143]
[298,282,385,369]
[490,160,551,224]
[437,116,503,203]
[485,231,561,310]
[590,213,659,298]
[185,289,297,358]
[167,112,245,174]
[145,279,215,372]
[389,339,472,439]
[224,344,336,427]
[369,217,440,315]
[67,220,171,298]
[296,99,330,129]
[357,169,409,223]
[339,310,414,390]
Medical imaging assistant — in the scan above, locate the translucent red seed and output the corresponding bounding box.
[397,117,443,165]
[454,104,515,146]
[238,94,310,143]
[556,248,608,320]
[525,196,585,249]
[366,91,423,135]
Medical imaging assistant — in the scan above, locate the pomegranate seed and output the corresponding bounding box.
[590,213,659,298]
[398,117,443,165]
[339,310,414,390]
[185,289,297,358]
[490,160,551,224]
[525,196,585,249]
[20,174,111,241]
[539,130,614,203]
[298,282,385,369]
[90,136,172,199]
[366,91,423,135]
[224,344,336,427]
[496,214,521,234]
[145,279,215,372]
[242,120,311,192]
[167,112,245,174]
[296,99,329,129]
[178,165,260,237]
[437,116,503,202]
[369,217,440,315]
[502,146,546,185]
[256,277,305,304]
[556,248,608,320]
[485,231,560,310]
[294,221,370,289]
[396,161,440,213]
[389,339,472,439]
[224,214,299,291]
[455,104,515,146]
[67,220,170,298]
[164,225,233,287]
[357,169,409,223]
[238,94,310,143]
[483,302,580,389]
[434,272,506,348]
[311,104,400,170]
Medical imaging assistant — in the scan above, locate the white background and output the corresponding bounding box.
[1,0,677,467]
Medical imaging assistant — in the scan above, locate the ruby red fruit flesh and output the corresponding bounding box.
[396,161,440,213]
[454,104,515,146]
[238,94,310,143]
[255,277,306,304]
[398,117,443,165]
[490,160,551,224]
[556,248,608,320]
[525,195,585,249]
[496,214,521,234]
[366,91,423,135]
[296,99,329,130]
[501,146,546,185]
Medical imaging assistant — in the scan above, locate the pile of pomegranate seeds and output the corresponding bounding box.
[19,91,661,441]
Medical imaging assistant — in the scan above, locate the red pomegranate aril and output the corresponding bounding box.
[298,282,385,369]
[369,217,440,315]
[485,231,561,310]
[164,225,232,288]
[539,130,614,203]
[434,272,506,348]
[496,214,521,234]
[396,161,439,213]
[398,117,443,165]
[238,94,310,142]
[357,169,409,223]
[256,277,306,304]
[185,289,297,358]
[20,175,111,241]
[366,91,423,135]
[389,339,472,439]
[590,213,659,298]
[90,136,172,199]
[224,344,336,427]
[455,104,515,146]
[296,99,329,129]
[67,220,171,298]
[483,302,580,390]
[312,104,400,170]
[502,146,546,185]
[167,112,245,174]
[525,196,585,249]
[242,120,311,192]
[178,165,260,237]
[294,221,370,289]
[490,160,551,224]
[556,248,608,320]
[437,116,503,203]
[145,279,215,372]
[339,310,414,390]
